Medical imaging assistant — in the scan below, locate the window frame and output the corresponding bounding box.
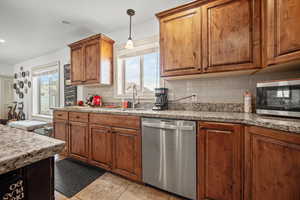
[31,61,60,118]
[115,36,160,100]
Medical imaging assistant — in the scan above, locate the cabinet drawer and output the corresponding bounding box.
[69,112,89,123]
[90,114,140,130]
[54,111,68,120]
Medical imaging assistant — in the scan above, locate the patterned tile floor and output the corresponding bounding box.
[55,156,185,200]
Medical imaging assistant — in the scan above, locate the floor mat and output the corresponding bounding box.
[55,158,106,198]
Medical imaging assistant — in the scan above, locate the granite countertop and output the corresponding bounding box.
[0,125,65,175]
[52,106,300,134]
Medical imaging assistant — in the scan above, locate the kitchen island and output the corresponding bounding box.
[0,125,65,200]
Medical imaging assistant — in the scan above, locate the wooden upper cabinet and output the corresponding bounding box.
[264,0,300,66]
[245,126,300,200]
[198,122,242,200]
[69,34,114,85]
[84,39,99,84]
[70,44,84,84]
[202,0,261,73]
[157,0,263,77]
[158,7,202,77]
[89,125,112,170]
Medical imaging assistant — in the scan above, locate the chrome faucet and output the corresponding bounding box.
[127,84,139,109]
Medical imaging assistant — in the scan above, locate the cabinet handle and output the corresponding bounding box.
[57,114,62,117]
[76,116,80,119]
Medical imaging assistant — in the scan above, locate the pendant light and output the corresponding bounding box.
[125,9,135,49]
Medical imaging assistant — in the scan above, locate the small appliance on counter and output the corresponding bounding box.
[152,88,168,111]
[256,79,300,118]
[85,95,103,107]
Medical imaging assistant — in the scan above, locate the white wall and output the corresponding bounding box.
[0,63,14,76]
[108,19,158,44]
[13,18,158,120]
[13,48,78,121]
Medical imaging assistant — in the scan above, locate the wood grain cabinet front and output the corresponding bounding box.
[53,119,69,156]
[89,125,113,170]
[69,121,89,162]
[70,44,84,85]
[69,34,114,86]
[112,127,142,182]
[202,0,261,73]
[157,0,262,77]
[263,0,300,66]
[158,7,202,77]
[198,122,243,200]
[244,126,300,200]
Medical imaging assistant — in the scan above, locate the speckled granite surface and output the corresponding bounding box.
[0,125,65,175]
[52,106,300,134]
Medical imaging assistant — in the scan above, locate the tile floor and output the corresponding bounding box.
[55,156,185,200]
[55,173,185,200]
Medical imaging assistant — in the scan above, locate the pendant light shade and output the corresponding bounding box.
[125,9,135,49]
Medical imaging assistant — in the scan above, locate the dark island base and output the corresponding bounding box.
[0,157,54,200]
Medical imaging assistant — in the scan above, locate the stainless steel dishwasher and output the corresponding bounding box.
[142,118,196,200]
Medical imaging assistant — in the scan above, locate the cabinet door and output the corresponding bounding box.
[198,122,242,200]
[245,126,300,200]
[70,45,84,85]
[53,120,68,156]
[69,121,89,162]
[264,0,300,66]
[84,39,99,84]
[160,8,202,77]
[202,0,261,73]
[112,128,141,181]
[89,125,112,170]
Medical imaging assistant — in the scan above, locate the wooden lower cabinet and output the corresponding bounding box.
[112,127,142,182]
[245,126,300,200]
[198,122,243,200]
[53,120,69,156]
[69,121,89,162]
[89,125,112,170]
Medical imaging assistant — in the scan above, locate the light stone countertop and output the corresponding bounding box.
[52,106,300,134]
[0,125,65,175]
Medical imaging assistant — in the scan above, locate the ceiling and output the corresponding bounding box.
[0,0,191,65]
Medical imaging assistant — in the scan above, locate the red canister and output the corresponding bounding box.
[92,96,102,106]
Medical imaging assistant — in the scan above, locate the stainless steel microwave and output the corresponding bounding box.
[256,79,300,118]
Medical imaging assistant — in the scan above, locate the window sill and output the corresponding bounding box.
[31,114,53,122]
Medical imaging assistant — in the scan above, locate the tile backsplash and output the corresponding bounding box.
[82,67,300,106]
[165,69,300,104]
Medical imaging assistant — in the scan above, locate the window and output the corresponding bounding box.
[116,37,160,98]
[32,62,59,116]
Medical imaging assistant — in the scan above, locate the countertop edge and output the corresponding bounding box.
[0,141,65,175]
[52,107,300,134]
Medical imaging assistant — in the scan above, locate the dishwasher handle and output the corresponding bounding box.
[142,122,194,131]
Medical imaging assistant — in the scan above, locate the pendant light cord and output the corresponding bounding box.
[129,15,132,40]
